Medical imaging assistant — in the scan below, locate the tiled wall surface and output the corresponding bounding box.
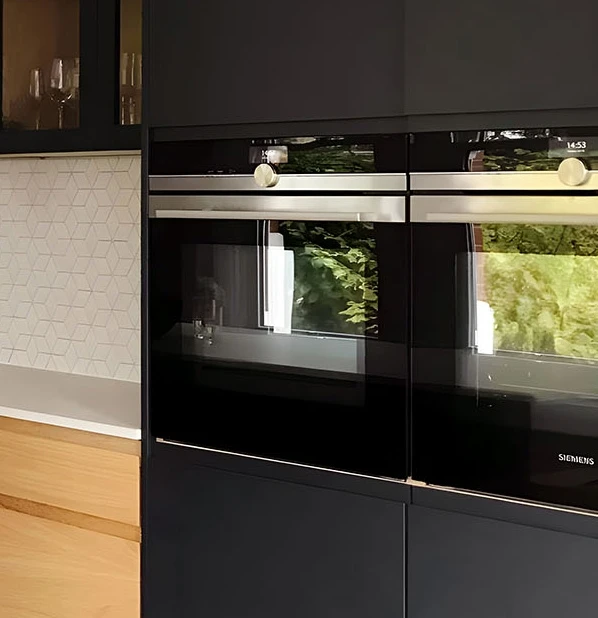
[0,155,140,382]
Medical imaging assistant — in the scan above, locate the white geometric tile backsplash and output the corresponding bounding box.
[0,155,140,382]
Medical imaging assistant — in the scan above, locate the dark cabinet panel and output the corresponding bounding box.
[147,0,404,129]
[408,504,598,618]
[405,0,598,119]
[144,442,405,618]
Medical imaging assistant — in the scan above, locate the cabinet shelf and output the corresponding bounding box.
[0,125,140,155]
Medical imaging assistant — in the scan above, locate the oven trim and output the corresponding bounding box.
[155,438,408,484]
[411,171,598,192]
[149,173,407,193]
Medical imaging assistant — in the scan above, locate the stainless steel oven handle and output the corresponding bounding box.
[150,195,406,222]
[154,210,381,221]
[411,195,598,224]
[423,213,598,224]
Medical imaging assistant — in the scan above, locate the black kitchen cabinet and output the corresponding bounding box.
[0,0,141,153]
[147,0,404,134]
[143,441,407,618]
[405,0,598,130]
[409,488,598,618]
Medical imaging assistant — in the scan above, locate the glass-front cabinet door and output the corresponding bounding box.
[119,0,142,125]
[3,0,80,130]
[0,0,141,151]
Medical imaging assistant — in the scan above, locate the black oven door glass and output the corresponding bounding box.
[413,222,598,510]
[150,218,408,480]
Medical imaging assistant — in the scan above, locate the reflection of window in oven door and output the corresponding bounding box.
[456,226,488,391]
[469,224,598,403]
[472,223,495,355]
[262,223,294,334]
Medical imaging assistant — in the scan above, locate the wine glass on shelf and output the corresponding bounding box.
[29,68,45,130]
[133,53,142,124]
[49,58,73,129]
[120,53,130,125]
[120,52,142,125]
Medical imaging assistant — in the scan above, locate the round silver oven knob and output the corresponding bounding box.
[558,157,589,186]
[254,163,279,188]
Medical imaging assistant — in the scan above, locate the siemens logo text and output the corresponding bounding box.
[558,454,595,466]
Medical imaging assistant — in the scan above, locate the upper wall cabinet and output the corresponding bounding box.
[0,0,142,154]
[147,0,404,131]
[405,0,598,128]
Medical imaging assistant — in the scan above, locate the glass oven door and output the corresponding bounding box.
[149,193,408,480]
[411,194,598,511]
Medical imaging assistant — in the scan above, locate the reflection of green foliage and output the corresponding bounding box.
[281,145,375,174]
[482,147,598,171]
[482,224,598,359]
[482,148,560,171]
[279,222,377,335]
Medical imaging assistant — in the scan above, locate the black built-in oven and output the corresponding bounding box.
[411,129,598,511]
[148,134,409,480]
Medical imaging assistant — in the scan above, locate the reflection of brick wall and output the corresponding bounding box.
[473,224,487,302]
[467,152,488,302]
[468,150,485,172]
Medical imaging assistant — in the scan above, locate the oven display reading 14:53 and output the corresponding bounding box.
[548,137,598,158]
[567,141,587,150]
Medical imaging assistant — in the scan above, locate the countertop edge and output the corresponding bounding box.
[0,406,142,441]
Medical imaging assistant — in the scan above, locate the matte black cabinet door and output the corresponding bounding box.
[405,0,598,117]
[145,443,405,618]
[147,0,404,128]
[409,506,598,618]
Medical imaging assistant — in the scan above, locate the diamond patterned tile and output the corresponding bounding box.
[96,158,112,173]
[0,155,140,382]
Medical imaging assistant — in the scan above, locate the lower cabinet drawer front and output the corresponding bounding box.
[0,506,139,618]
[0,426,139,526]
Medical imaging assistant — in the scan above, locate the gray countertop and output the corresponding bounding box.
[0,363,140,439]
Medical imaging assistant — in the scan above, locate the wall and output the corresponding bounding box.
[0,155,140,382]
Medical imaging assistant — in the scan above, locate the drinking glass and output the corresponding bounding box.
[120,53,131,124]
[29,68,44,130]
[133,53,142,123]
[49,58,73,129]
[120,52,142,124]
[192,277,225,345]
